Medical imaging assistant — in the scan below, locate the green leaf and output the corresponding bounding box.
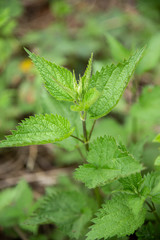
[136,222,159,240]
[25,48,75,101]
[88,47,145,119]
[86,193,146,240]
[137,33,160,74]
[153,133,160,170]
[154,156,160,169]
[0,180,34,227]
[119,173,143,194]
[71,88,100,112]
[129,138,146,162]
[0,114,74,147]
[40,89,93,151]
[26,190,96,239]
[142,172,160,203]
[82,53,93,94]
[154,134,160,143]
[106,33,130,62]
[127,86,160,138]
[74,136,143,188]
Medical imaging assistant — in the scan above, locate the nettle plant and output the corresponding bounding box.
[1,47,160,240]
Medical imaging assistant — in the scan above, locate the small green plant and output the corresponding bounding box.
[1,47,160,240]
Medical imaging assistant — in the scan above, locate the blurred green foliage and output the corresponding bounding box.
[0,0,22,66]
[0,180,37,233]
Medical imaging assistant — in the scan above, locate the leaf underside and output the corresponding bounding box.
[88,47,145,119]
[74,136,143,188]
[0,114,74,147]
[86,193,146,240]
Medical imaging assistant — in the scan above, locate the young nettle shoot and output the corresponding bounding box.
[1,47,160,240]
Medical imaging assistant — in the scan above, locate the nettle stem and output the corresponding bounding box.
[89,120,96,140]
[80,112,102,207]
[14,226,29,240]
[70,135,84,143]
[77,147,86,162]
[82,120,89,152]
[81,111,89,152]
[146,200,160,222]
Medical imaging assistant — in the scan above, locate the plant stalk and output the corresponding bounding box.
[77,147,86,162]
[71,135,84,143]
[146,200,160,222]
[14,226,29,240]
[82,119,89,152]
[89,120,96,140]
[81,112,102,207]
